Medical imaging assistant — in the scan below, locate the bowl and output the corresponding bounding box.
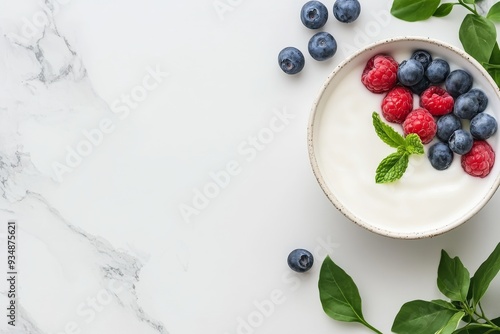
[308,36,500,239]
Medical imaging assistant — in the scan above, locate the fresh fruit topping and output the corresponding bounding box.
[449,129,473,155]
[410,76,431,95]
[468,88,488,112]
[333,0,361,23]
[278,47,305,74]
[420,86,454,116]
[461,140,495,178]
[287,249,314,273]
[436,114,462,142]
[445,69,473,97]
[308,32,337,61]
[470,113,498,140]
[397,59,424,86]
[381,86,413,123]
[411,50,432,69]
[425,58,450,83]
[428,142,454,170]
[300,1,329,29]
[402,108,437,144]
[453,93,479,120]
[361,54,399,93]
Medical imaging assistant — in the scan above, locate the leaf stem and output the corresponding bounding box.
[458,0,479,15]
[360,319,383,334]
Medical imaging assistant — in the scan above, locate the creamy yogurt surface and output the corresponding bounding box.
[311,41,500,237]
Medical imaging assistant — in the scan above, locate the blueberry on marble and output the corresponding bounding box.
[449,129,473,155]
[308,32,337,61]
[333,0,361,23]
[411,50,432,69]
[300,1,329,29]
[425,58,450,83]
[397,59,424,86]
[436,114,462,142]
[470,113,498,140]
[445,69,473,98]
[410,76,431,95]
[453,93,479,120]
[467,88,488,112]
[428,142,454,170]
[278,47,305,75]
[287,249,314,273]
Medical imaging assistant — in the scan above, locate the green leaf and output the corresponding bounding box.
[404,134,424,155]
[391,300,458,334]
[437,250,470,302]
[454,318,500,333]
[487,2,500,22]
[462,0,475,3]
[433,3,454,18]
[471,242,500,305]
[487,68,500,88]
[391,0,441,22]
[459,14,497,64]
[372,112,405,148]
[375,151,409,183]
[318,256,366,323]
[436,311,465,334]
[489,42,500,65]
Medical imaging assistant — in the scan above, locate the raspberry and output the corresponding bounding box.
[381,86,413,123]
[402,108,437,144]
[461,140,495,178]
[361,54,398,93]
[420,86,454,116]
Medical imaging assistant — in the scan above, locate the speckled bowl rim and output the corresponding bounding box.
[307,36,500,239]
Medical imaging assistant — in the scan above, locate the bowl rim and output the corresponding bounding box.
[307,36,500,239]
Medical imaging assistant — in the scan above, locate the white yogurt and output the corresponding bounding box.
[310,40,500,238]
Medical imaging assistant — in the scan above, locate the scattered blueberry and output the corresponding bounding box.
[467,88,488,112]
[410,76,431,95]
[397,59,424,86]
[308,32,337,61]
[278,47,305,75]
[411,50,432,69]
[470,113,498,140]
[425,58,450,83]
[428,142,454,170]
[287,249,314,273]
[445,69,473,98]
[436,114,462,142]
[300,1,329,29]
[453,93,479,120]
[449,129,473,155]
[333,0,361,23]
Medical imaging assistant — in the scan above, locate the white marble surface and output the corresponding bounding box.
[0,0,499,333]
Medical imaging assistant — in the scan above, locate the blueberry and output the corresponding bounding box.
[411,50,432,69]
[410,76,430,95]
[470,113,498,140]
[397,59,424,86]
[308,32,337,61]
[425,59,450,83]
[300,1,328,29]
[437,114,462,142]
[287,249,314,273]
[428,142,454,170]
[333,0,361,23]
[453,93,479,120]
[445,69,473,98]
[278,47,305,75]
[449,129,473,155]
[468,88,488,112]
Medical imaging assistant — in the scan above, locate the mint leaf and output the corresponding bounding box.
[436,311,465,334]
[433,3,454,18]
[391,0,440,22]
[404,134,424,155]
[437,250,470,302]
[459,14,497,64]
[392,300,458,334]
[471,242,500,306]
[375,151,409,183]
[372,112,405,148]
[487,2,500,22]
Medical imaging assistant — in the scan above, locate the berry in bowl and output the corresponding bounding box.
[307,37,500,239]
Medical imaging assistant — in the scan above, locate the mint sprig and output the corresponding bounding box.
[372,112,424,184]
[390,0,500,88]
